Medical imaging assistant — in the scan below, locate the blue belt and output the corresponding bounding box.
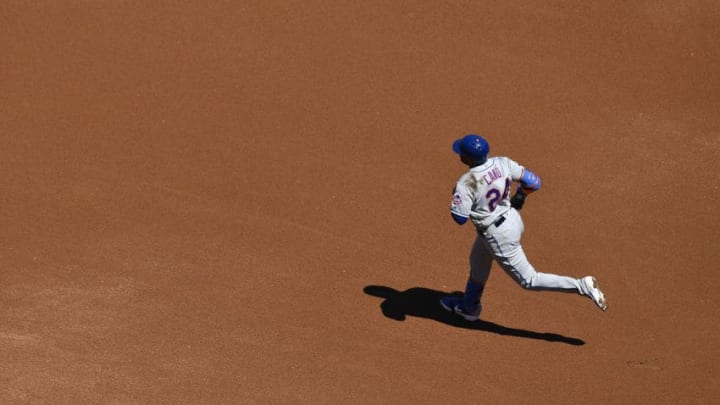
[492,214,507,228]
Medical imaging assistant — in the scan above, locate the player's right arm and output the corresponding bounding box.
[518,168,542,194]
[507,158,542,195]
[506,158,542,210]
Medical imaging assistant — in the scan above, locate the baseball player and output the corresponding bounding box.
[440,134,607,321]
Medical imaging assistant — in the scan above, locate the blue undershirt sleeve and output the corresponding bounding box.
[520,169,542,191]
[451,212,468,225]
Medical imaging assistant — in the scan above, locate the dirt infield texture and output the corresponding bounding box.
[2,1,719,404]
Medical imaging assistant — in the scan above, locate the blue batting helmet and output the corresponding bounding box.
[453,134,490,164]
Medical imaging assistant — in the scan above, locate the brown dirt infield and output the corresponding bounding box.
[2,1,719,404]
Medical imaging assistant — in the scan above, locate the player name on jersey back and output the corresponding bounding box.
[480,167,503,185]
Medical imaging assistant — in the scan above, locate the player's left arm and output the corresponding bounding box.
[450,185,471,225]
[451,212,468,225]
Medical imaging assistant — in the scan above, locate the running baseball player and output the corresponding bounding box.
[441,134,607,321]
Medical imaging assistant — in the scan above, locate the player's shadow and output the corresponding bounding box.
[363,285,585,346]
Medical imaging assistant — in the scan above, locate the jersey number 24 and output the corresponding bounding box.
[485,178,511,212]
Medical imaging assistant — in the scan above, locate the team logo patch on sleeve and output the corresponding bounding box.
[452,194,462,206]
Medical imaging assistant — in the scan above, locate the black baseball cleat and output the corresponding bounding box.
[440,296,482,321]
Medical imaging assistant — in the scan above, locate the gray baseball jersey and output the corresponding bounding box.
[450,156,525,229]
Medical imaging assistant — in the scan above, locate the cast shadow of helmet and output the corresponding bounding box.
[363,285,585,346]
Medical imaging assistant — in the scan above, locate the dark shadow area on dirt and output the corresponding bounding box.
[364,285,585,346]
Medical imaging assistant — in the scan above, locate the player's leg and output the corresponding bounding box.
[484,209,582,292]
[491,235,608,310]
[480,209,608,310]
[491,239,581,291]
[440,235,491,321]
[464,235,493,311]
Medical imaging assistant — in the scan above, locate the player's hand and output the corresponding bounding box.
[510,188,526,210]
